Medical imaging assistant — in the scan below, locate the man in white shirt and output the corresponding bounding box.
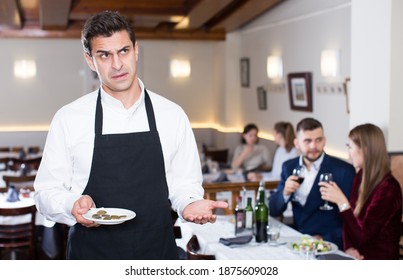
[33,10,227,260]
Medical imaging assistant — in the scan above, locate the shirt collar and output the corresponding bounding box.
[299,152,325,171]
[100,78,145,114]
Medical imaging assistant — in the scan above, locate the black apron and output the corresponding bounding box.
[67,89,178,260]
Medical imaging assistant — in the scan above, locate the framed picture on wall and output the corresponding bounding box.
[287,72,313,112]
[257,86,267,110]
[240,58,250,87]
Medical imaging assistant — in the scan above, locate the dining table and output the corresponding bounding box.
[0,192,53,227]
[203,170,279,207]
[0,151,42,160]
[175,215,353,260]
[201,170,299,223]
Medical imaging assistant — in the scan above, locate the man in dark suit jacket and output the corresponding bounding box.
[269,118,356,249]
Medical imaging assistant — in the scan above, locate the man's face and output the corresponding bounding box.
[84,30,138,95]
[294,127,326,162]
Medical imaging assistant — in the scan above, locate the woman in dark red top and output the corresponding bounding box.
[319,123,402,259]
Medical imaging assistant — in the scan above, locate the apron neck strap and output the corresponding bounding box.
[144,89,157,132]
[95,88,157,135]
[95,89,102,135]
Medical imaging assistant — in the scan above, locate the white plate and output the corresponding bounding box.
[287,239,338,255]
[83,207,136,225]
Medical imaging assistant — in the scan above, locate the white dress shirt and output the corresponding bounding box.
[282,153,324,206]
[34,79,204,226]
[293,153,324,206]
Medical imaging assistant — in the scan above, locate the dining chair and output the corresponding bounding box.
[8,157,42,172]
[2,174,36,193]
[205,149,229,165]
[0,147,10,152]
[0,158,8,171]
[186,235,216,260]
[56,223,69,260]
[11,147,24,153]
[27,146,41,154]
[170,210,182,238]
[0,205,37,259]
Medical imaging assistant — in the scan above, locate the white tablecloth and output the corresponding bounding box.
[175,215,350,260]
[0,193,55,227]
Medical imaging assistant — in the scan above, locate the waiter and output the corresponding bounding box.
[33,11,227,260]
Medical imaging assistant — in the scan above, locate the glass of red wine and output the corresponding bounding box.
[319,173,334,210]
[291,165,305,202]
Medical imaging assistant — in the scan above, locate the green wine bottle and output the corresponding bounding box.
[254,188,268,242]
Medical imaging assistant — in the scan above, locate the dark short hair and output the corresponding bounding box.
[296,118,323,133]
[241,123,259,144]
[81,11,136,56]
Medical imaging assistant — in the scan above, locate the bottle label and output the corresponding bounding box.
[235,211,244,235]
[245,212,253,229]
[236,213,244,227]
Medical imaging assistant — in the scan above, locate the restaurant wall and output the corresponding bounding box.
[389,0,403,151]
[233,0,352,158]
[351,0,403,152]
[0,39,85,127]
[5,0,390,161]
[0,38,221,148]
[137,40,222,125]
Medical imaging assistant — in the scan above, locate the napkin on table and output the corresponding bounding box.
[219,235,253,246]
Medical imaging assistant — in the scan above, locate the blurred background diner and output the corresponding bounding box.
[231,123,272,173]
[248,121,298,182]
[1,0,402,260]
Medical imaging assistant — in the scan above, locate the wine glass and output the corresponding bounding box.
[291,165,305,202]
[319,173,334,210]
[267,220,283,246]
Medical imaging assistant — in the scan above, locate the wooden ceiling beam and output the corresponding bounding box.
[0,0,22,29]
[135,27,225,41]
[185,0,233,29]
[69,0,197,19]
[2,0,269,41]
[212,0,283,32]
[39,0,72,30]
[0,25,225,41]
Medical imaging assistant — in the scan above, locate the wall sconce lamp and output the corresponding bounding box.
[266,56,283,80]
[321,49,340,77]
[170,59,191,78]
[14,59,36,79]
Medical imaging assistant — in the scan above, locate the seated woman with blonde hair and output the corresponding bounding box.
[248,121,298,181]
[319,123,402,259]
